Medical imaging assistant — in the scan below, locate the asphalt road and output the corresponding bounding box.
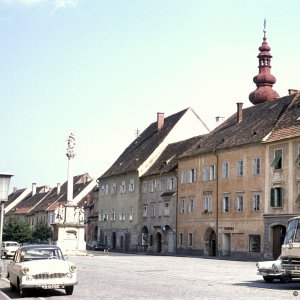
[0,252,299,299]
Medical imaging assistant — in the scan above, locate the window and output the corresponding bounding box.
[271,187,283,207]
[203,194,212,213]
[252,157,261,176]
[222,162,229,178]
[179,198,185,214]
[164,202,170,216]
[129,208,133,221]
[188,198,194,213]
[120,181,126,193]
[202,165,216,181]
[150,180,156,192]
[143,205,148,217]
[253,193,261,211]
[104,213,109,221]
[105,184,109,196]
[111,182,117,194]
[119,212,125,221]
[223,195,230,213]
[236,194,244,212]
[180,169,186,184]
[189,168,196,183]
[249,235,260,252]
[167,177,175,190]
[237,160,244,177]
[111,209,116,221]
[188,233,193,247]
[271,149,282,170]
[129,179,135,192]
[179,233,183,247]
[156,179,163,192]
[150,203,155,217]
[142,182,148,193]
[158,202,163,217]
[100,185,105,197]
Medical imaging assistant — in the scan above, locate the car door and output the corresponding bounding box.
[8,250,20,286]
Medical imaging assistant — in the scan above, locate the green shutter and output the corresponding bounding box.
[270,188,275,207]
[271,156,281,167]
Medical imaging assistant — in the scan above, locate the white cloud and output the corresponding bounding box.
[54,0,76,9]
[0,0,44,5]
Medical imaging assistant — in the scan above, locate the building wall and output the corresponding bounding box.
[98,171,141,251]
[177,143,265,260]
[263,138,300,258]
[141,172,177,254]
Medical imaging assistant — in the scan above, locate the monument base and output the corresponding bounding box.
[52,223,86,256]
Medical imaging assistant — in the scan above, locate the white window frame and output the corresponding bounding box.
[179,198,185,214]
[222,161,229,178]
[253,193,261,211]
[158,202,163,217]
[223,195,230,213]
[120,181,126,193]
[236,194,244,212]
[129,208,133,221]
[129,179,135,192]
[143,205,148,217]
[164,202,170,216]
[180,169,186,184]
[237,160,244,177]
[111,182,117,194]
[203,194,212,212]
[189,168,196,183]
[142,182,148,193]
[150,203,155,217]
[167,177,175,190]
[252,157,261,176]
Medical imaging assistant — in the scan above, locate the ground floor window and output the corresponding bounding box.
[249,235,260,252]
[179,233,183,247]
[188,233,193,247]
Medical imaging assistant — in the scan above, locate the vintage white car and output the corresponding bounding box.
[7,244,77,297]
[1,241,20,258]
[256,255,292,283]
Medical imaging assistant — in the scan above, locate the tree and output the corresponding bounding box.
[3,217,32,243]
[32,221,53,243]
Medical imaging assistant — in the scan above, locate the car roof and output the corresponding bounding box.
[18,244,61,251]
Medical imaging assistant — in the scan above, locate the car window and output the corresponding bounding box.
[20,248,64,261]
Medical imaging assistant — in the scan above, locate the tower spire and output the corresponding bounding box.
[249,20,279,105]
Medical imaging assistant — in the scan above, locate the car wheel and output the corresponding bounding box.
[65,286,74,295]
[19,288,28,298]
[263,276,274,283]
[280,276,292,283]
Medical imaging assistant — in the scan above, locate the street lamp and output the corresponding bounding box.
[0,173,13,273]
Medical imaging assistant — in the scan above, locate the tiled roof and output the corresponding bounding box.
[182,95,295,158]
[6,188,27,208]
[100,109,188,178]
[265,93,300,142]
[142,135,204,177]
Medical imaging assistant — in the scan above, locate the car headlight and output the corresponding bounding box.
[69,264,77,273]
[22,266,29,274]
[66,272,73,278]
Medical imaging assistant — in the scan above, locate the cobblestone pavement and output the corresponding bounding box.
[0,252,299,299]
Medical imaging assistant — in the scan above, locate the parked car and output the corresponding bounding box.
[1,241,20,259]
[256,255,292,283]
[7,244,77,297]
[94,242,109,252]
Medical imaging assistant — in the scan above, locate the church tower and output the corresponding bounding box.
[249,21,279,105]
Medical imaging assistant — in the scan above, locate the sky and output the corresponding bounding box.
[1,0,300,192]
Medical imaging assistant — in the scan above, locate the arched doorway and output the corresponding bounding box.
[204,228,217,256]
[142,226,149,252]
[112,232,116,250]
[272,225,286,259]
[156,232,162,253]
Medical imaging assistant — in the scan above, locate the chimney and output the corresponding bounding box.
[157,112,164,130]
[32,183,37,196]
[288,89,300,95]
[13,187,17,193]
[236,102,243,123]
[57,183,61,195]
[215,116,225,126]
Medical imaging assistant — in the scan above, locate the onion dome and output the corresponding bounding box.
[249,21,279,105]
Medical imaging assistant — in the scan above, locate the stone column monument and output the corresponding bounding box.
[52,132,86,255]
